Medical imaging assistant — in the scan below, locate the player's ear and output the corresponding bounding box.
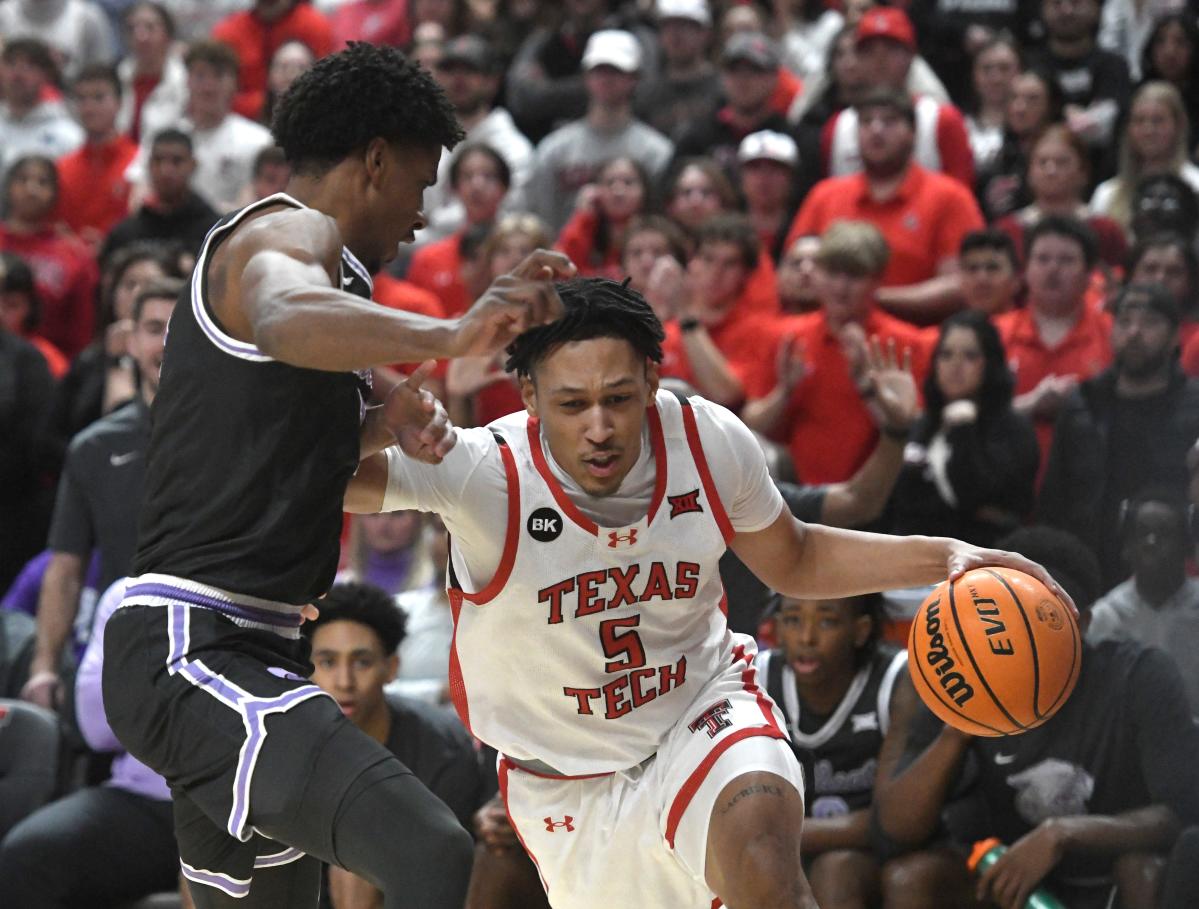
[385,653,399,679]
[646,358,660,399]
[520,374,538,416]
[363,137,390,188]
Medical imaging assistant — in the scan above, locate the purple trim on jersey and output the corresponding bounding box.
[180,862,251,898]
[128,582,302,627]
[254,846,306,868]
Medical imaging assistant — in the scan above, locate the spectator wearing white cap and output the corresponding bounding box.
[738,130,802,262]
[633,0,722,141]
[506,0,660,143]
[673,31,797,182]
[524,29,673,235]
[822,8,975,189]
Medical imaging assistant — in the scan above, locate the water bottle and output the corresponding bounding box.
[968,838,1069,909]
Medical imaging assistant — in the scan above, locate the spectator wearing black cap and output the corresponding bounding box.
[423,34,534,242]
[672,31,795,182]
[1040,283,1199,589]
[634,0,722,141]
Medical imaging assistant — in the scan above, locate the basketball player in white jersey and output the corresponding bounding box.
[347,277,1072,909]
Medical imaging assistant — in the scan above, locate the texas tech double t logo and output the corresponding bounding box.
[688,699,733,738]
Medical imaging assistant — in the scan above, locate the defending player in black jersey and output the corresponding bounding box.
[101,44,573,909]
[756,594,970,907]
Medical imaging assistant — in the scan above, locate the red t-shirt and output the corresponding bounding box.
[55,136,138,239]
[407,233,470,318]
[213,5,335,120]
[786,165,984,292]
[747,308,932,484]
[994,305,1113,462]
[555,208,623,279]
[329,0,410,48]
[660,307,785,403]
[0,225,99,358]
[1179,325,1199,377]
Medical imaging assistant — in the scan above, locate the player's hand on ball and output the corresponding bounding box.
[382,361,457,464]
[976,821,1066,909]
[946,542,1077,617]
[453,250,576,357]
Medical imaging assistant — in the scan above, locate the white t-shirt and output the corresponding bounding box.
[385,391,784,594]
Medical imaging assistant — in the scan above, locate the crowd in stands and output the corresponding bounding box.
[1,0,1199,906]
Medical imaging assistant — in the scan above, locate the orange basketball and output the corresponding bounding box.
[907,567,1081,737]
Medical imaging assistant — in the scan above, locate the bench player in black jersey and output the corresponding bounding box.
[100,44,574,908]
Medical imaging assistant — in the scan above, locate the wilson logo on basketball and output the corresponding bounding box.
[922,598,975,707]
[607,529,638,548]
[668,489,704,519]
[544,816,575,833]
[687,699,733,738]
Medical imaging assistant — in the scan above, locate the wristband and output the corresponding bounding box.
[381,446,405,513]
[679,317,701,333]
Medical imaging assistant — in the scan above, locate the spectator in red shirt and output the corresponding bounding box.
[788,88,984,324]
[822,8,974,188]
[212,0,335,122]
[330,0,410,50]
[738,129,801,263]
[55,65,138,249]
[995,124,1128,271]
[0,250,68,377]
[555,155,650,279]
[959,229,1022,317]
[743,220,930,483]
[995,215,1113,463]
[0,156,98,359]
[620,214,691,322]
[658,214,783,407]
[408,143,510,318]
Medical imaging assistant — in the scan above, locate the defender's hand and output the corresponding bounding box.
[453,250,575,357]
[382,361,456,464]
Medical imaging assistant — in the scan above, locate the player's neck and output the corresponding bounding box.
[794,665,857,716]
[285,173,373,267]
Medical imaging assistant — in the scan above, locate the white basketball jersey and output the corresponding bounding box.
[446,391,740,775]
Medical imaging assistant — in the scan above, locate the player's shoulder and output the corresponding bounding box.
[669,389,754,439]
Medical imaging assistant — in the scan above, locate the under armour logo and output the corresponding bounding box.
[544,816,575,832]
[668,489,704,519]
[687,699,733,738]
[607,528,638,548]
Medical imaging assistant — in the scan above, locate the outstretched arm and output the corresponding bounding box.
[215,207,574,372]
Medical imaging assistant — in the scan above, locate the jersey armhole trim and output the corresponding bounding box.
[459,433,521,605]
[678,397,735,544]
[877,649,908,735]
[190,192,306,362]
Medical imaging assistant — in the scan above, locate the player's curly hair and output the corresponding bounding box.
[302,582,407,655]
[504,277,665,379]
[271,42,464,175]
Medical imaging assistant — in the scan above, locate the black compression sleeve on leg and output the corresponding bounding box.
[330,760,474,909]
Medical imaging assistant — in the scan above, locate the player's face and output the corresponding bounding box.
[310,620,398,725]
[129,296,174,396]
[371,141,441,265]
[523,336,660,498]
[777,598,871,689]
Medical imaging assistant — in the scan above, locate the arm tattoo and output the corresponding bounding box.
[718,782,784,815]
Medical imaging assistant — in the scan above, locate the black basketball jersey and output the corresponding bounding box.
[133,193,375,604]
[758,643,907,817]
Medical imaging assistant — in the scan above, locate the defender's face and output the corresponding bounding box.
[374,141,441,264]
[522,337,659,498]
